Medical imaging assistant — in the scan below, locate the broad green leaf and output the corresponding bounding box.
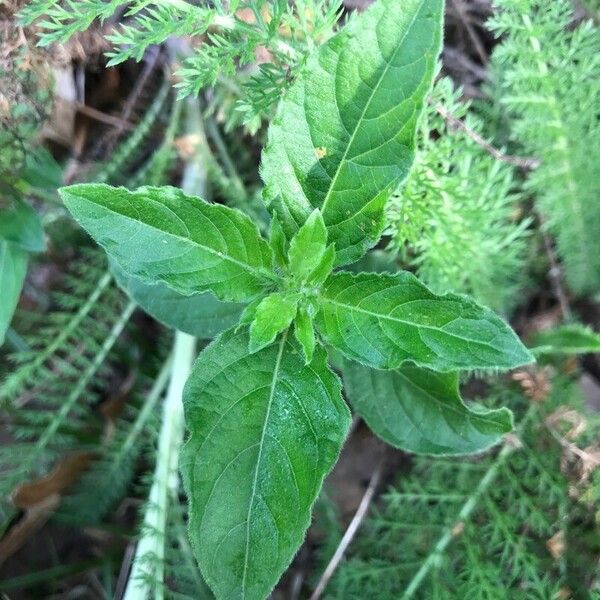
[60,184,276,302]
[342,360,513,455]
[181,328,350,600]
[294,305,316,364]
[0,200,45,252]
[111,261,243,338]
[249,292,299,352]
[269,215,288,269]
[307,243,336,287]
[530,324,600,355]
[316,271,534,371]
[238,297,263,330]
[0,241,28,346]
[261,0,444,266]
[288,209,327,281]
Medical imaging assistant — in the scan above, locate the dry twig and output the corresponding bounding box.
[433,102,541,170]
[309,455,385,600]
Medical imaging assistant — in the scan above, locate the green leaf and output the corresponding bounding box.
[288,209,327,281]
[249,292,299,352]
[0,241,28,346]
[530,324,600,356]
[307,243,336,287]
[238,297,263,330]
[181,328,350,600]
[261,0,444,266]
[316,271,534,371]
[294,305,316,364]
[59,184,276,302]
[0,200,45,252]
[269,215,288,269]
[342,360,513,455]
[23,147,63,191]
[111,260,243,338]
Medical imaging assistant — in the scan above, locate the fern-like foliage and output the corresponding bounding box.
[21,0,342,130]
[488,0,600,295]
[0,251,135,533]
[386,78,531,314]
[56,361,169,525]
[320,376,600,598]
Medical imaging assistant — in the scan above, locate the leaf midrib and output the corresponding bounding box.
[241,331,288,597]
[322,296,503,353]
[320,0,426,219]
[71,196,278,283]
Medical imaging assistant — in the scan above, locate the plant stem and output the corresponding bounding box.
[122,331,196,600]
[433,102,540,170]
[401,445,512,597]
[204,117,248,202]
[4,327,30,353]
[107,353,175,485]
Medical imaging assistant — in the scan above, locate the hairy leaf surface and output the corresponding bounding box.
[342,360,513,454]
[294,306,316,364]
[316,272,533,371]
[181,328,350,600]
[111,261,243,338]
[249,292,299,352]
[288,209,327,281]
[60,184,275,302]
[0,241,28,346]
[261,0,443,266]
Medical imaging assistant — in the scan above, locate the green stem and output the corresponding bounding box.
[104,353,174,484]
[123,93,205,600]
[4,327,30,352]
[204,117,248,202]
[122,331,196,600]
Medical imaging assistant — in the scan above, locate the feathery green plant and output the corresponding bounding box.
[0,252,134,533]
[488,0,600,295]
[322,375,600,598]
[20,0,342,131]
[56,357,171,526]
[386,78,531,313]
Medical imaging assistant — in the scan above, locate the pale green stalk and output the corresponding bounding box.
[123,331,196,600]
